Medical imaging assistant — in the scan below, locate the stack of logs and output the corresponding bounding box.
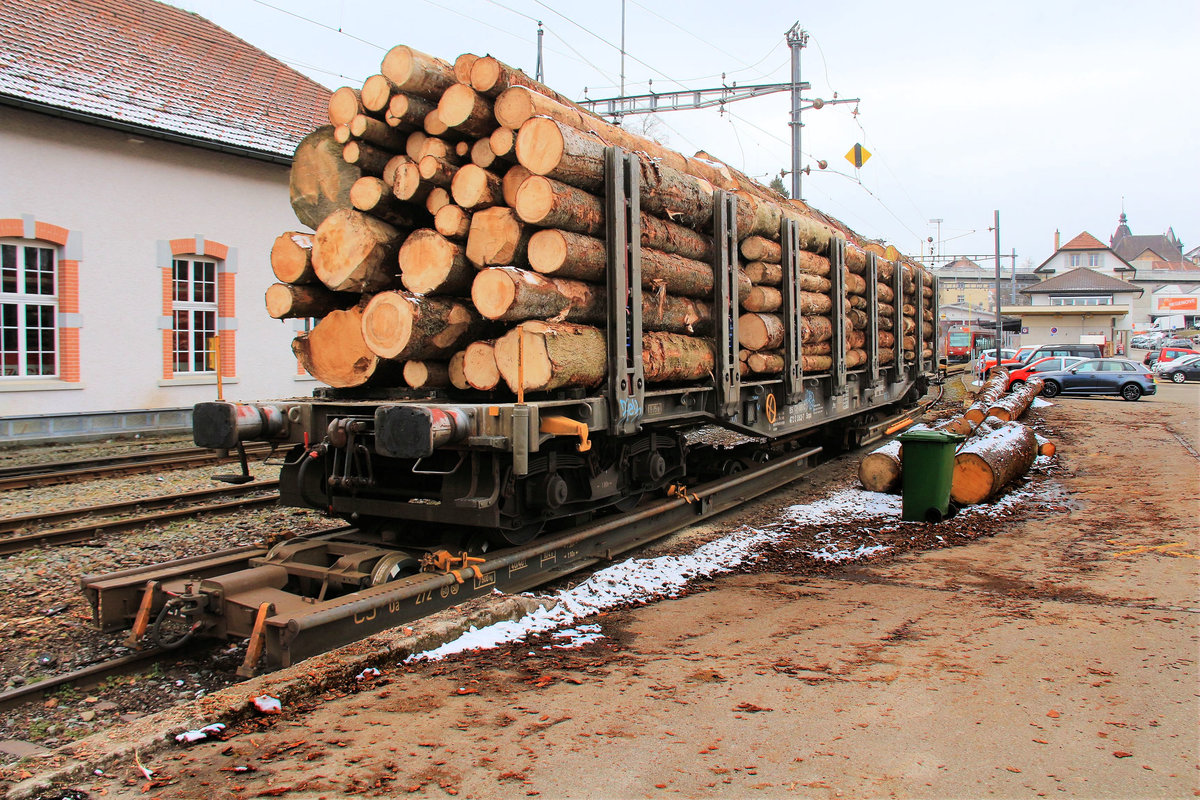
[269,44,937,392]
[857,369,1055,505]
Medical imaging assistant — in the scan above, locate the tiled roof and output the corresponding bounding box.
[0,0,330,158]
[1112,234,1184,264]
[1059,231,1107,250]
[1023,267,1142,296]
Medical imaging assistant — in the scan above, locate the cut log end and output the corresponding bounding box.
[513,117,564,176]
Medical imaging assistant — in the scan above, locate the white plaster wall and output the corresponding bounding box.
[0,108,319,417]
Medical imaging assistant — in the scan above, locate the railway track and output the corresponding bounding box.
[0,646,180,714]
[0,482,281,556]
[0,443,275,491]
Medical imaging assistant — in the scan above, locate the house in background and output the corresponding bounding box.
[931,256,1037,315]
[1004,267,1142,354]
[1031,217,1199,331]
[0,0,330,441]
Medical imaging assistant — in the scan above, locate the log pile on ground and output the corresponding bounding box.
[276,43,937,390]
[856,365,1056,500]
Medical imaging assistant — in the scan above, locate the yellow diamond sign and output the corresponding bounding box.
[845,143,871,169]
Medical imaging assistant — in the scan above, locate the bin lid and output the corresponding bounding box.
[898,429,965,444]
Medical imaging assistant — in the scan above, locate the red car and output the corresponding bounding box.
[1005,356,1086,390]
[1143,347,1200,367]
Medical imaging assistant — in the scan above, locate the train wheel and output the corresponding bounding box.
[494,519,544,547]
[368,553,420,586]
[613,491,645,512]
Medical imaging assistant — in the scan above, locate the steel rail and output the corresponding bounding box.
[0,444,274,491]
[0,480,281,534]
[0,495,280,556]
[0,646,180,714]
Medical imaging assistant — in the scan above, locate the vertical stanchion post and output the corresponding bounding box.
[914,266,925,379]
[829,237,847,395]
[866,252,879,386]
[712,191,741,419]
[892,255,904,375]
[780,219,803,404]
[604,147,643,435]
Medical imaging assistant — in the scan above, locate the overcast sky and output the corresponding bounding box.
[169,0,1198,269]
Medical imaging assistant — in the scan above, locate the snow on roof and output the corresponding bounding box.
[0,0,331,158]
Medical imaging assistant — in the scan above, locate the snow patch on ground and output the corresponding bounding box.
[406,479,1066,663]
[1031,397,1053,408]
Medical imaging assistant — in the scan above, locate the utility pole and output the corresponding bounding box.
[929,218,944,261]
[993,210,1002,345]
[1010,247,1017,304]
[786,23,808,201]
[579,23,855,197]
[535,21,544,83]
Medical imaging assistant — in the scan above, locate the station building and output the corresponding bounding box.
[0,0,331,442]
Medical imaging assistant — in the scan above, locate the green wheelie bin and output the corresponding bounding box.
[897,429,965,522]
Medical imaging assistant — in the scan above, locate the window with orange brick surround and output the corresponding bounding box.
[0,217,81,383]
[157,236,236,381]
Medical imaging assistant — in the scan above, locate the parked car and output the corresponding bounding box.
[982,343,1103,375]
[1006,356,1086,391]
[1163,337,1195,348]
[1130,334,1161,349]
[1153,353,1200,373]
[974,348,1017,376]
[1038,358,1157,401]
[1144,347,1200,367]
[1159,354,1200,384]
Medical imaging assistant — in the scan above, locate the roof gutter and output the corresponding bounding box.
[1,94,294,166]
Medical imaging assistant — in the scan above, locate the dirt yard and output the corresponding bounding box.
[8,384,1198,799]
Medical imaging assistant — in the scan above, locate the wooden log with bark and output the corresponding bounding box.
[448,350,470,390]
[986,378,1045,422]
[290,127,361,230]
[393,161,432,202]
[451,164,502,210]
[471,267,603,323]
[397,229,475,295]
[403,360,451,389]
[462,340,501,390]
[642,332,715,383]
[349,177,417,228]
[328,87,365,127]
[740,236,781,263]
[437,83,495,138]
[265,283,354,320]
[464,206,530,267]
[494,320,607,394]
[312,209,403,293]
[293,306,404,389]
[417,154,458,188]
[385,92,436,130]
[433,204,471,240]
[271,232,317,284]
[380,45,457,102]
[950,422,1038,505]
[858,440,902,493]
[342,140,393,176]
[360,291,485,361]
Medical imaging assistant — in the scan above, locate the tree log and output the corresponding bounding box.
[265,283,354,319]
[858,440,902,493]
[746,350,783,374]
[381,45,457,102]
[743,285,781,313]
[494,321,607,393]
[799,291,832,314]
[350,177,417,228]
[292,307,404,389]
[386,92,436,130]
[742,261,781,286]
[451,163,502,210]
[397,229,475,295]
[490,127,516,160]
[453,53,479,84]
[876,282,895,303]
[448,350,470,390]
[392,161,431,202]
[312,209,402,293]
[403,359,450,389]
[290,127,361,230]
[381,154,410,187]
[425,187,450,215]
[739,313,784,350]
[951,422,1038,505]
[643,332,715,383]
[845,272,867,295]
[465,206,530,267]
[501,164,533,207]
[361,291,484,360]
[271,232,317,284]
[472,56,584,106]
[423,109,449,137]
[796,251,832,276]
[802,316,833,343]
[803,354,833,371]
[342,140,392,176]
[437,83,495,138]
[986,378,1045,422]
[472,267,603,323]
[844,244,867,275]
[463,340,501,390]
[527,229,717,299]
[360,74,395,114]
[329,87,365,127]
[740,236,781,263]
[434,204,471,240]
[417,154,458,188]
[470,137,500,169]
[349,114,407,151]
